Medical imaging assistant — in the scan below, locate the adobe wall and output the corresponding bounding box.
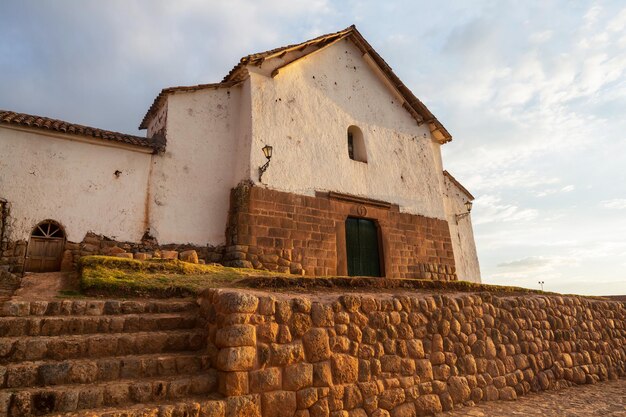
[247,38,448,221]
[199,288,626,417]
[0,126,152,245]
[224,185,457,280]
[442,177,481,283]
[147,81,251,246]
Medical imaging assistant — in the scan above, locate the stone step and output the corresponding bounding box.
[0,329,207,364]
[0,313,201,337]
[46,396,226,417]
[0,352,212,389]
[0,299,198,317]
[0,372,218,417]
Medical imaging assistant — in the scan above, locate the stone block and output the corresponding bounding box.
[284,363,313,391]
[415,359,433,381]
[270,342,305,366]
[390,402,416,417]
[448,376,471,404]
[297,387,319,409]
[413,394,442,415]
[262,391,296,417]
[216,324,256,347]
[216,347,256,371]
[311,303,334,327]
[249,368,281,393]
[498,386,517,401]
[107,246,126,255]
[407,340,424,359]
[219,371,249,396]
[378,388,405,410]
[381,355,402,373]
[290,313,313,337]
[331,354,358,384]
[313,361,333,387]
[161,250,179,260]
[309,398,330,417]
[199,400,226,417]
[225,394,261,417]
[303,328,331,362]
[218,292,259,314]
[257,322,279,343]
[180,250,199,263]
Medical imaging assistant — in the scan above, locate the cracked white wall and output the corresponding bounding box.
[147,81,251,245]
[247,38,448,220]
[0,126,151,242]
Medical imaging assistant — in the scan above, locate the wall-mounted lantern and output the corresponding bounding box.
[455,200,473,222]
[258,145,273,182]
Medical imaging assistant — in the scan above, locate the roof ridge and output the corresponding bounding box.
[138,25,452,143]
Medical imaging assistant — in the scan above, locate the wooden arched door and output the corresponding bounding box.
[25,221,66,272]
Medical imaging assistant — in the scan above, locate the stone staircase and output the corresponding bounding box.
[0,299,223,417]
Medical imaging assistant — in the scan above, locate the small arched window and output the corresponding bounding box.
[347,125,367,163]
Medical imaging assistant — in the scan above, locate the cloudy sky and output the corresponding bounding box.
[1,0,625,295]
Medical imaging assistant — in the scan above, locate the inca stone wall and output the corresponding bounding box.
[224,185,457,280]
[199,288,626,417]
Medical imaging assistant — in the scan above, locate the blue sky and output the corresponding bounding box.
[1,1,625,295]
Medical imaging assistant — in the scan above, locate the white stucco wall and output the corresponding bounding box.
[0,126,151,242]
[247,38,447,220]
[443,176,481,283]
[147,82,248,245]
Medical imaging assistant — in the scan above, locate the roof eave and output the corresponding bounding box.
[443,170,475,200]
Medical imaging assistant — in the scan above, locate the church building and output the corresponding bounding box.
[0,26,481,282]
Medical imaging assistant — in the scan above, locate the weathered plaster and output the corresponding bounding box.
[0,126,151,242]
[147,84,247,245]
[247,38,447,220]
[443,176,481,282]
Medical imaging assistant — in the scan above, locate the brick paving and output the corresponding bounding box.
[443,379,626,416]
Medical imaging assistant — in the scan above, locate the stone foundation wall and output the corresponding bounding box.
[224,184,457,279]
[199,288,626,417]
[64,232,225,269]
[0,230,225,274]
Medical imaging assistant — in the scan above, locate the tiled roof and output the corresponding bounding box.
[0,110,162,152]
[443,170,475,200]
[139,25,452,143]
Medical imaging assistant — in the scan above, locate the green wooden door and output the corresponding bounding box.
[345,217,381,277]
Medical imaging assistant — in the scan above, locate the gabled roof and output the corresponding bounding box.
[1,110,163,152]
[140,25,452,143]
[443,170,475,200]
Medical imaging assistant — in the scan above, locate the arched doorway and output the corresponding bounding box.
[25,220,66,272]
[345,217,382,277]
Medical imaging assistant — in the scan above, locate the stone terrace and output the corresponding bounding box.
[0,285,624,417]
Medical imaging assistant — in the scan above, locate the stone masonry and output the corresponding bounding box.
[223,184,457,280]
[200,288,626,417]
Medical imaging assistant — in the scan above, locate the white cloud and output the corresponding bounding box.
[529,30,553,44]
[601,199,626,209]
[472,195,538,225]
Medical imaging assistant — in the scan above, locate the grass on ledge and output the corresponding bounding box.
[78,255,573,299]
[79,255,287,297]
